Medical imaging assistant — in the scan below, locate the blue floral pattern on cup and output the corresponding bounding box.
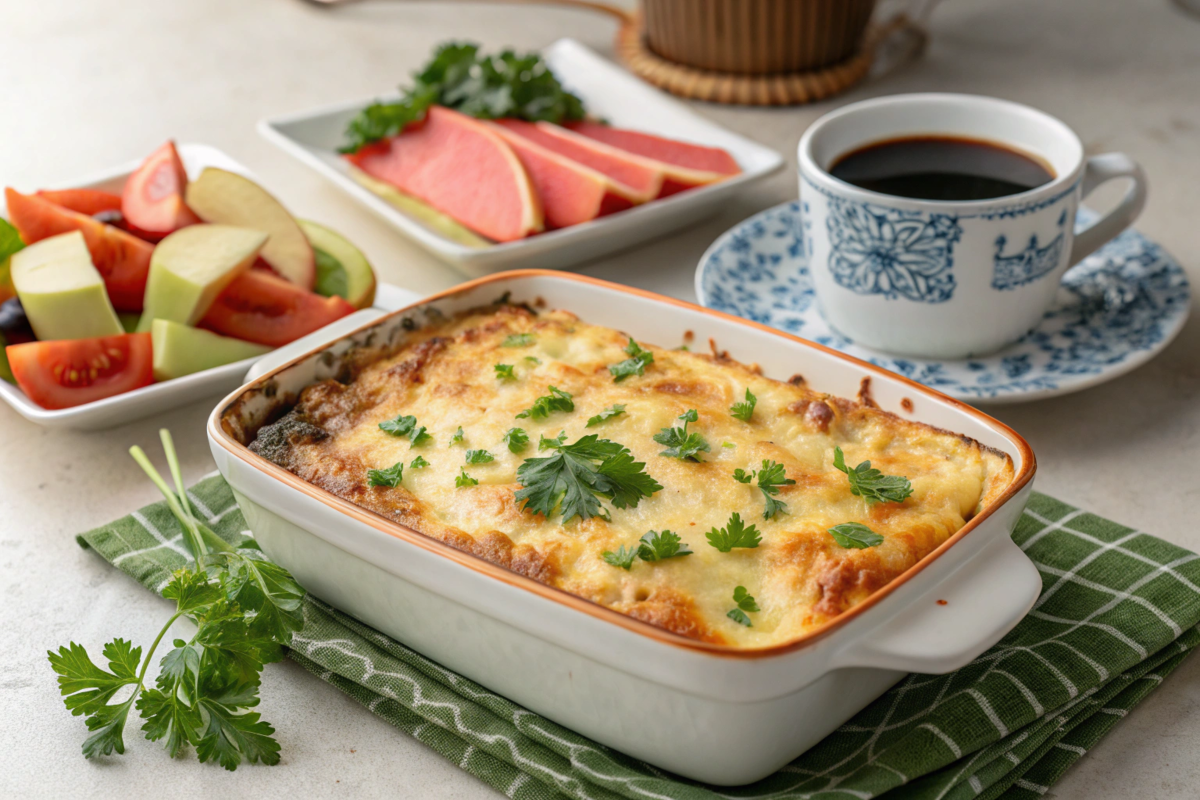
[992,208,1069,290]
[697,202,1190,402]
[823,197,962,303]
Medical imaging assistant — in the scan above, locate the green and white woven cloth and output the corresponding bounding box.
[79,476,1200,799]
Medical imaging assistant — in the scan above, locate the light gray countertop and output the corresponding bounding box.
[3,0,1199,796]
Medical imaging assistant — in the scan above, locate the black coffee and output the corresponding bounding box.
[829,135,1055,201]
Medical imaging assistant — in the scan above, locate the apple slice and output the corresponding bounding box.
[137,224,267,330]
[299,220,377,310]
[10,231,124,341]
[121,141,201,240]
[185,168,316,289]
[150,319,270,381]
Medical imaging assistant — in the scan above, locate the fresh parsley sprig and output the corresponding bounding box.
[515,434,662,523]
[730,389,757,422]
[367,462,404,487]
[828,522,884,549]
[727,586,760,627]
[833,446,913,505]
[49,430,304,769]
[465,449,495,465]
[734,460,796,520]
[503,427,529,453]
[516,386,574,420]
[502,333,535,348]
[410,455,430,469]
[379,414,433,447]
[608,338,654,382]
[705,512,762,552]
[636,530,692,562]
[449,426,465,446]
[602,545,637,570]
[455,468,478,488]
[653,409,710,462]
[494,364,517,381]
[586,404,626,427]
[539,431,567,451]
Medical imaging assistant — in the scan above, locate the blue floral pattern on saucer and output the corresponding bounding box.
[696,202,1190,403]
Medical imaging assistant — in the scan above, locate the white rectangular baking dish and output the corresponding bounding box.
[207,271,1040,785]
[258,38,784,275]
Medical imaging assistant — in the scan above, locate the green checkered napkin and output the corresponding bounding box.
[79,476,1200,799]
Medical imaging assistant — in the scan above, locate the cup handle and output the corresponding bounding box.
[1068,153,1148,266]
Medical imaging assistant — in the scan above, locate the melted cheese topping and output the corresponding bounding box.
[251,305,1013,648]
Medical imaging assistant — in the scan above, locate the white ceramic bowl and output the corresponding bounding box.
[0,144,423,430]
[257,38,785,275]
[207,271,1039,785]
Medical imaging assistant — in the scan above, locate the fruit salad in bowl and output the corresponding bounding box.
[0,141,377,421]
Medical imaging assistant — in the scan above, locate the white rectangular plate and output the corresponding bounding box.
[0,144,422,431]
[258,38,784,275]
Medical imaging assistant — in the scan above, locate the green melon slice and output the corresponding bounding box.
[150,318,270,381]
[10,231,124,341]
[299,220,377,309]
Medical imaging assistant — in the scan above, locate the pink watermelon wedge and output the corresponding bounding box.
[344,106,542,242]
[494,119,663,204]
[564,121,742,197]
[487,122,642,229]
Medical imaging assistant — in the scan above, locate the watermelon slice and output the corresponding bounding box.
[344,106,542,243]
[564,121,741,197]
[493,120,662,204]
[486,123,640,229]
[4,188,153,312]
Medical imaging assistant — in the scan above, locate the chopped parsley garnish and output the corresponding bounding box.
[494,363,517,380]
[515,434,662,523]
[503,428,529,453]
[636,530,692,562]
[705,512,762,553]
[379,414,433,447]
[449,426,465,446]
[367,462,404,488]
[608,338,654,381]
[602,545,637,571]
[828,522,884,549]
[833,446,913,505]
[524,356,542,365]
[653,409,710,462]
[455,468,478,488]
[586,404,626,427]
[465,449,494,464]
[727,586,760,627]
[410,455,430,469]
[723,442,737,449]
[539,431,567,451]
[730,388,757,422]
[516,386,574,420]
[734,460,796,520]
[502,333,535,348]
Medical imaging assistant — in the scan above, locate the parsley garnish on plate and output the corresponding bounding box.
[637,530,692,562]
[516,386,574,420]
[734,460,796,520]
[586,404,626,427]
[455,468,478,488]
[494,364,517,380]
[515,434,662,523]
[727,586,760,627]
[410,455,430,469]
[829,522,885,549]
[524,355,542,365]
[706,512,762,552]
[503,428,529,453]
[502,333,535,348]
[449,426,465,446]
[465,449,494,465]
[602,545,637,571]
[379,414,433,447]
[833,446,913,505]
[539,431,567,451]
[653,409,710,462]
[367,462,404,487]
[49,430,303,768]
[608,338,654,382]
[730,389,757,422]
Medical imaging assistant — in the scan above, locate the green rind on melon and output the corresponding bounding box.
[298,219,377,309]
[347,168,491,249]
[10,231,124,341]
[150,318,271,381]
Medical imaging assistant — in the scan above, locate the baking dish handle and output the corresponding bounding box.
[829,534,1042,674]
[245,308,387,382]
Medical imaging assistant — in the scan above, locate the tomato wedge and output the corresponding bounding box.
[7,333,154,409]
[200,270,355,347]
[121,140,200,239]
[36,189,123,216]
[5,188,153,312]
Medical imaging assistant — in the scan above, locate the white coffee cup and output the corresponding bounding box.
[797,93,1147,359]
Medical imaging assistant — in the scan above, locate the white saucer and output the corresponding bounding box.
[695,202,1189,404]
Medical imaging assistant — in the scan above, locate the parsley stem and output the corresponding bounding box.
[136,610,186,690]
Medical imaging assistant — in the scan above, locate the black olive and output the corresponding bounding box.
[92,209,125,227]
[0,297,35,343]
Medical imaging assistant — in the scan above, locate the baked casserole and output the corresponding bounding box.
[237,302,1014,648]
